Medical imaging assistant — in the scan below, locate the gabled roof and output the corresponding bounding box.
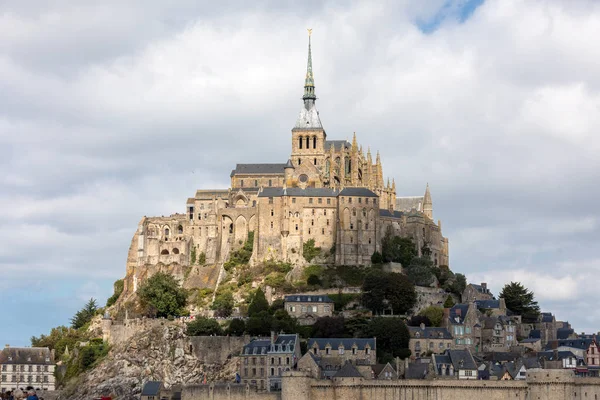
[0,347,54,365]
[475,300,501,309]
[395,196,424,212]
[379,209,404,219]
[540,313,554,323]
[557,328,575,340]
[537,350,577,362]
[230,163,287,177]
[469,284,491,294]
[242,334,298,355]
[448,304,470,325]
[408,326,453,339]
[308,338,376,351]
[339,188,378,197]
[448,349,477,370]
[334,361,363,378]
[284,295,333,303]
[325,140,350,151]
[141,381,162,396]
[405,363,428,379]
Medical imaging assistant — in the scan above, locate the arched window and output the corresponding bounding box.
[172,248,180,254]
[177,225,183,234]
[299,136,303,149]
[313,137,317,148]
[229,223,234,234]
[314,158,317,165]
[306,137,310,149]
[164,228,170,237]
[352,209,356,217]
[161,249,169,255]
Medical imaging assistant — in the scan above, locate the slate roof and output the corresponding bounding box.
[408,326,453,339]
[481,352,521,363]
[395,196,424,212]
[141,381,162,396]
[540,313,554,323]
[308,338,376,351]
[334,361,363,378]
[557,328,575,340]
[230,163,287,177]
[475,300,501,309]
[284,295,333,303]
[448,349,477,370]
[294,103,323,130]
[257,187,339,198]
[537,350,577,362]
[405,363,428,379]
[242,334,298,355]
[0,347,54,365]
[448,304,470,325]
[520,338,541,344]
[379,209,404,219]
[548,338,595,350]
[470,283,491,294]
[325,140,351,151]
[339,188,378,198]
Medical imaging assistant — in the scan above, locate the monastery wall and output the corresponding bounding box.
[183,384,280,400]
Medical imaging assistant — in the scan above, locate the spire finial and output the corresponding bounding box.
[303,30,316,103]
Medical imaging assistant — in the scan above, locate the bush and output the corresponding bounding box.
[264,272,287,289]
[138,272,187,318]
[224,232,254,270]
[303,265,324,280]
[362,272,416,315]
[248,288,269,317]
[187,317,223,336]
[227,318,246,336]
[307,274,321,286]
[405,257,435,287]
[190,247,197,265]
[106,280,124,307]
[211,291,234,317]
[381,226,417,265]
[371,251,383,265]
[302,239,321,262]
[419,306,444,327]
[264,260,293,274]
[443,295,455,308]
[198,252,206,265]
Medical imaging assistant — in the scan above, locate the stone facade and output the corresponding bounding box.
[408,325,453,358]
[307,338,376,366]
[0,346,56,392]
[122,35,449,294]
[284,295,334,325]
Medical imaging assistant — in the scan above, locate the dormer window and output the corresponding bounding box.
[8,356,12,361]
[339,346,345,355]
[325,347,331,355]
[365,347,370,355]
[415,332,420,338]
[27,357,31,362]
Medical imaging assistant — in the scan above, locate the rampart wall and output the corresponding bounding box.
[183,384,280,400]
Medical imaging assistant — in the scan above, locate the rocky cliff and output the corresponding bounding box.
[61,324,242,400]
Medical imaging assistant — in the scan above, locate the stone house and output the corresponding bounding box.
[239,333,301,391]
[520,338,542,352]
[371,363,397,380]
[0,345,56,392]
[586,338,600,370]
[308,338,376,366]
[408,324,453,358]
[481,316,518,352]
[474,299,507,317]
[443,304,481,351]
[284,295,334,325]
[462,283,493,302]
[432,349,478,380]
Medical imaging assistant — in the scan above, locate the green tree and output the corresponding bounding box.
[106,279,124,307]
[405,257,435,286]
[312,316,346,338]
[408,315,431,327]
[186,317,223,336]
[137,272,187,318]
[190,247,197,265]
[451,273,467,295]
[499,282,540,321]
[419,306,444,327]
[246,311,273,336]
[248,287,269,317]
[198,252,206,265]
[363,317,410,363]
[70,298,98,329]
[269,299,285,314]
[302,239,321,262]
[307,274,321,286]
[211,291,234,318]
[362,272,416,315]
[381,227,417,266]
[227,318,246,336]
[371,251,383,265]
[271,309,297,333]
[443,295,455,308]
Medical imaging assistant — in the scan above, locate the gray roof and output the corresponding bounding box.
[334,361,363,378]
[243,334,298,355]
[475,300,501,309]
[379,209,404,219]
[325,140,350,151]
[405,363,428,379]
[448,304,470,325]
[0,347,54,365]
[339,188,378,197]
[258,187,339,198]
[141,381,162,396]
[537,350,577,361]
[470,284,491,294]
[309,338,376,351]
[557,328,575,340]
[230,163,287,177]
[541,313,554,323]
[448,349,477,370]
[548,338,596,350]
[284,295,333,303]
[520,338,541,343]
[408,326,453,339]
[529,329,541,339]
[294,102,323,130]
[396,196,424,212]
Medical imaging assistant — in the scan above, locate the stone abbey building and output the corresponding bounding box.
[128,34,449,279]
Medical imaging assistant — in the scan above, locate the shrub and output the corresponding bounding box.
[264,272,287,289]
[186,317,223,336]
[227,318,246,336]
[211,291,234,317]
[198,252,206,265]
[371,251,383,265]
[307,274,321,286]
[106,280,124,307]
[190,247,197,265]
[138,272,187,318]
[302,239,321,262]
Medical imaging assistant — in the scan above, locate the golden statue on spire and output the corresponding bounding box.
[307,28,312,36]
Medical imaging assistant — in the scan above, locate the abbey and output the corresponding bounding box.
[130,35,449,274]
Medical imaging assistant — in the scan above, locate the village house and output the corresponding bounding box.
[284,295,334,325]
[432,349,478,380]
[307,338,376,366]
[239,332,301,391]
[0,345,56,393]
[408,324,453,358]
[480,316,518,352]
[443,304,481,351]
[462,283,493,302]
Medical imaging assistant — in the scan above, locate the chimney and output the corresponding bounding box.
[456,309,462,317]
[481,283,487,292]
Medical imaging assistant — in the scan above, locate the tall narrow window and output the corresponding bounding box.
[313,137,317,148]
[298,159,302,165]
[269,179,272,187]
[306,137,310,148]
[314,158,317,165]
[241,180,244,187]
[299,136,303,149]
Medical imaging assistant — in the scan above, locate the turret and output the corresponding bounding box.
[424,183,433,219]
[376,151,383,188]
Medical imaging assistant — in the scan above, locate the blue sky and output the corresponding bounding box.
[2,0,600,346]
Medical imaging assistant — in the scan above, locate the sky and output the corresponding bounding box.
[2,0,600,346]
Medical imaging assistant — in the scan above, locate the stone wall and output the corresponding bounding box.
[189,336,249,365]
[183,384,280,400]
[413,286,459,314]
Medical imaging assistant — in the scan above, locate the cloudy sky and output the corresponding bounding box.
[2,0,600,346]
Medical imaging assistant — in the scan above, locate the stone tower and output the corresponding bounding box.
[423,183,433,220]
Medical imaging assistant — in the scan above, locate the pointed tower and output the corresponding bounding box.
[291,30,327,176]
[376,151,384,188]
[366,147,373,188]
[423,183,433,219]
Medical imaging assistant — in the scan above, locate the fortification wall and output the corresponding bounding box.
[183,384,280,400]
[189,335,249,365]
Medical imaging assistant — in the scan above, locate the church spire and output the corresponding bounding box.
[303,29,316,103]
[423,183,433,219]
